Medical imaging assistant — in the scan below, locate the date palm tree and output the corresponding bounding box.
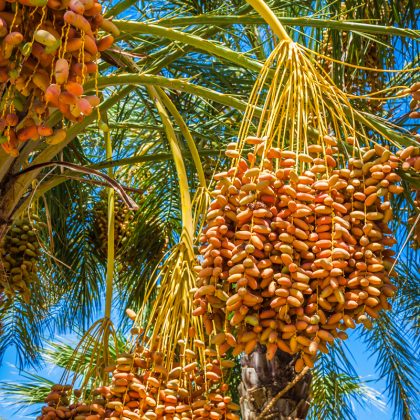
[0,0,418,419]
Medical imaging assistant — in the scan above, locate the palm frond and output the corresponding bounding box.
[43,333,128,376]
[309,338,386,419]
[309,368,385,420]
[0,370,54,410]
[0,292,52,367]
[360,311,420,419]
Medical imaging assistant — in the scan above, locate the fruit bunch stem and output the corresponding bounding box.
[246,0,291,42]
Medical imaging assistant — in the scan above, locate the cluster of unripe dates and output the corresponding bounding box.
[0,215,42,301]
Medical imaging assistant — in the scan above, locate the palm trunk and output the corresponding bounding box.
[239,344,311,419]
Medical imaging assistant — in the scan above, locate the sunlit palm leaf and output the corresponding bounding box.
[360,311,420,419]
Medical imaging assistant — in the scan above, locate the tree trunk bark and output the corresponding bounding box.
[239,344,311,419]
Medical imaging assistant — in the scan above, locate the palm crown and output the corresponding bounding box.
[0,0,418,419]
